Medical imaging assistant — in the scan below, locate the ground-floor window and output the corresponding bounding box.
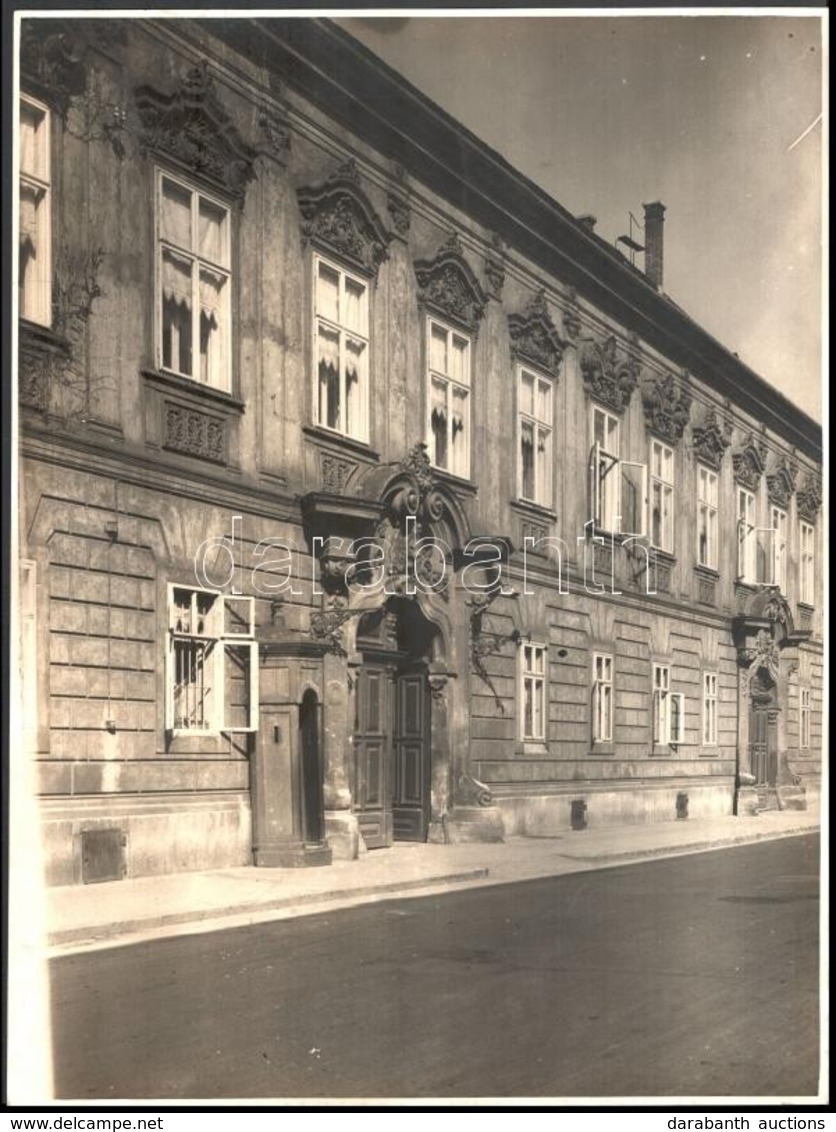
[592,652,613,743]
[653,663,684,746]
[166,585,258,735]
[800,687,811,749]
[702,671,717,746]
[520,642,547,741]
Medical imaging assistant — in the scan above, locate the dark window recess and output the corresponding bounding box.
[81,829,126,884]
[676,792,689,820]
[570,799,588,831]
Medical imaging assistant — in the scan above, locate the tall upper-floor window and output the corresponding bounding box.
[799,687,811,750]
[314,254,369,442]
[19,96,51,326]
[589,405,646,535]
[649,439,675,553]
[520,643,546,742]
[702,671,718,746]
[157,171,231,391]
[770,506,788,592]
[518,365,553,507]
[737,487,757,583]
[799,520,815,605]
[697,465,719,569]
[592,652,613,744]
[427,318,471,478]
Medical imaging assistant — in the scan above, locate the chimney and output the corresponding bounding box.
[643,201,665,289]
[576,214,597,232]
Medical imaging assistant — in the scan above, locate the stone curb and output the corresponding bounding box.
[47,867,490,948]
[553,824,819,864]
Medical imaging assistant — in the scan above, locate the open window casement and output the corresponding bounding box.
[653,687,686,746]
[222,595,255,637]
[588,442,647,535]
[221,640,259,732]
[668,692,685,744]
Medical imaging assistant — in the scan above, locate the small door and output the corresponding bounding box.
[393,670,431,842]
[750,706,768,785]
[300,691,325,844]
[354,665,392,848]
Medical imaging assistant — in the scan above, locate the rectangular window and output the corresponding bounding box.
[520,643,546,742]
[652,663,684,746]
[592,653,613,744]
[702,671,718,746]
[591,406,619,531]
[158,171,231,390]
[428,318,471,478]
[649,439,675,552]
[800,687,811,749]
[166,586,257,734]
[19,96,51,326]
[770,506,788,591]
[799,521,815,605]
[737,488,757,583]
[314,255,369,441]
[518,366,553,507]
[697,466,719,569]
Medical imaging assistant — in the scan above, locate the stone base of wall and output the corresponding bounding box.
[39,791,252,887]
[495,780,735,838]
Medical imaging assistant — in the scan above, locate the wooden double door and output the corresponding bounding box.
[750,702,779,787]
[354,663,431,847]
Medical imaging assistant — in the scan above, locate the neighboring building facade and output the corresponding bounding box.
[16,17,823,885]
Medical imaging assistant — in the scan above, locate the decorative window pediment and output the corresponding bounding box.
[414,233,487,333]
[579,334,640,416]
[691,405,732,470]
[766,455,798,509]
[641,371,693,445]
[20,21,87,116]
[297,158,390,280]
[796,473,823,522]
[507,289,566,379]
[731,433,767,491]
[135,62,256,200]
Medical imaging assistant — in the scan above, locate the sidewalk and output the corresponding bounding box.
[45,811,821,953]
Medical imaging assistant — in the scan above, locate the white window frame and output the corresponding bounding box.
[702,671,718,747]
[589,405,647,535]
[519,642,547,742]
[592,652,613,744]
[770,506,788,591]
[426,316,472,479]
[649,438,675,553]
[313,252,370,442]
[517,364,554,507]
[799,521,815,605]
[19,95,51,327]
[653,663,685,746]
[156,169,232,391]
[165,585,258,735]
[800,687,811,750]
[737,488,757,583]
[697,465,719,570]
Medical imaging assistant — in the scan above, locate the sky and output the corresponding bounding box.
[339,12,824,423]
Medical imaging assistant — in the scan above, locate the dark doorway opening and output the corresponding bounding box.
[300,689,326,845]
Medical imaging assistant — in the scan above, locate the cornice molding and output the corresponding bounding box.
[641,371,693,445]
[507,289,565,379]
[579,334,641,415]
[297,157,391,279]
[135,60,256,199]
[414,233,487,333]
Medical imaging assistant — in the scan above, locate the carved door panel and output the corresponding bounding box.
[393,669,431,842]
[750,706,769,786]
[354,665,393,849]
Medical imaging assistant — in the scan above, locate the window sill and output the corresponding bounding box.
[588,744,614,756]
[19,318,70,357]
[796,601,815,614]
[303,425,380,462]
[694,564,720,579]
[516,740,548,756]
[143,368,245,413]
[510,498,556,521]
[431,467,478,496]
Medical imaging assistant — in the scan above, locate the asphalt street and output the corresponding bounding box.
[50,834,821,1100]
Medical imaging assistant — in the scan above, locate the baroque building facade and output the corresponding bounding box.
[16,17,823,885]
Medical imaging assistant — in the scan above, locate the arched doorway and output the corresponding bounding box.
[353,599,437,847]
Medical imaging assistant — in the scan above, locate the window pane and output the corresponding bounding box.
[161,178,192,250]
[537,379,552,424]
[524,677,533,737]
[174,639,212,730]
[430,323,447,373]
[450,386,469,477]
[536,426,551,506]
[199,268,227,385]
[520,371,535,417]
[198,197,227,266]
[344,277,367,335]
[20,101,46,179]
[451,334,469,385]
[520,418,535,499]
[318,325,340,429]
[316,261,339,323]
[430,377,448,468]
[345,337,366,437]
[162,248,193,375]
